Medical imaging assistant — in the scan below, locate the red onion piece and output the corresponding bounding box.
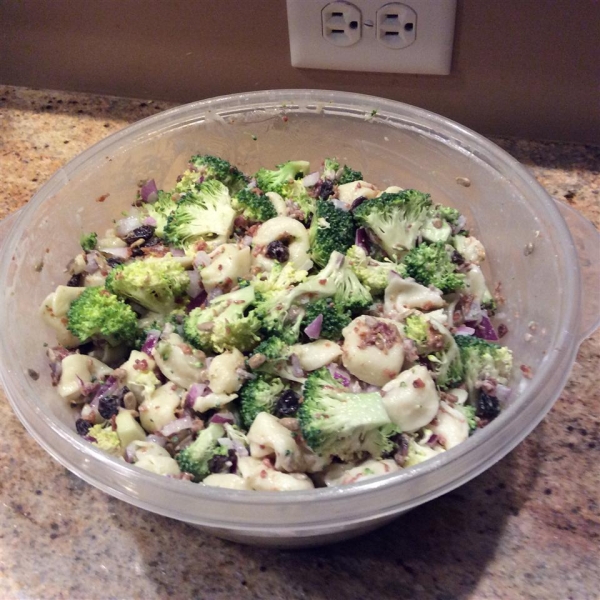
[142,216,157,227]
[141,330,161,355]
[455,325,476,336]
[241,235,253,247]
[89,376,119,411]
[236,367,256,381]
[290,354,305,378]
[350,196,368,211]
[187,270,202,298]
[355,227,370,253]
[160,416,194,437]
[140,179,158,203]
[302,171,320,187]
[186,290,207,313]
[332,199,349,212]
[326,363,351,387]
[47,345,72,385]
[304,314,323,339]
[495,384,512,404]
[218,437,234,450]
[99,246,132,260]
[146,434,167,447]
[207,287,224,303]
[85,252,99,274]
[209,412,235,425]
[77,376,100,397]
[124,442,137,463]
[185,383,210,408]
[467,316,499,341]
[193,251,211,268]
[115,215,142,238]
[169,247,186,257]
[426,434,439,447]
[463,301,485,323]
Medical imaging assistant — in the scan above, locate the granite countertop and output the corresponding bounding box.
[0,86,598,600]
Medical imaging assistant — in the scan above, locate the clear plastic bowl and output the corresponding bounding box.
[1,90,598,548]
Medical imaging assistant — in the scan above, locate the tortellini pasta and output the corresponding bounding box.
[57,354,112,403]
[237,457,314,491]
[265,192,288,216]
[207,349,245,394]
[341,316,405,387]
[120,350,161,402]
[454,235,486,265]
[336,180,379,207]
[200,243,252,292]
[384,275,445,317]
[429,401,470,449]
[130,441,181,476]
[252,216,312,271]
[115,409,147,448]
[381,365,440,432]
[139,383,183,433]
[290,340,342,372]
[203,473,251,490]
[321,459,399,487]
[153,333,207,390]
[39,285,86,348]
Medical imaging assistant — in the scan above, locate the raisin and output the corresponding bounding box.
[106,257,124,268]
[208,449,237,474]
[144,236,161,247]
[266,240,289,263]
[75,418,92,436]
[131,246,145,257]
[497,323,508,338]
[275,389,300,417]
[66,273,83,287]
[451,250,465,265]
[318,179,334,200]
[98,395,120,419]
[124,225,155,245]
[476,391,500,420]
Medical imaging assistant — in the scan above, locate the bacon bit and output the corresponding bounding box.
[413,378,425,388]
[497,323,508,338]
[179,344,193,355]
[138,405,149,412]
[282,115,289,122]
[319,279,327,285]
[440,391,459,404]
[96,193,110,203]
[358,320,400,352]
[246,224,261,237]
[494,282,505,305]
[133,359,149,371]
[520,364,533,379]
[123,391,137,410]
[260,469,268,479]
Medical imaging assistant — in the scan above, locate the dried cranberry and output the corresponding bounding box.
[66,273,83,287]
[497,323,508,338]
[124,225,155,245]
[208,449,237,474]
[75,418,92,436]
[275,390,300,417]
[476,391,500,420]
[98,395,120,419]
[266,240,289,263]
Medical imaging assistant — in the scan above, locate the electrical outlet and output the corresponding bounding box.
[376,2,417,49]
[286,0,456,75]
[322,1,362,47]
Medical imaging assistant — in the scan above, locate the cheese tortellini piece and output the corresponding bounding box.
[384,275,446,316]
[429,401,470,449]
[191,392,237,413]
[247,412,305,472]
[290,340,342,372]
[39,285,86,347]
[381,365,440,432]
[115,409,147,448]
[341,316,405,387]
[203,473,251,490]
[321,459,399,487]
[57,354,112,402]
[120,350,161,402]
[200,244,252,292]
[265,192,288,216]
[130,441,181,476]
[252,216,312,271]
[454,235,486,265]
[464,265,493,306]
[336,180,379,207]
[139,383,183,433]
[153,333,206,390]
[208,348,245,394]
[237,457,314,491]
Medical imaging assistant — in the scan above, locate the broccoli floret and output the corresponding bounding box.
[67,287,138,346]
[420,204,462,244]
[353,190,433,258]
[401,242,465,293]
[423,318,464,389]
[437,205,461,224]
[455,335,513,400]
[105,255,190,314]
[299,368,391,461]
[338,165,363,185]
[404,315,430,352]
[183,285,260,353]
[232,188,277,223]
[88,423,121,456]
[345,245,397,295]
[163,180,235,248]
[80,232,98,252]
[309,199,356,266]
[176,423,226,482]
[251,336,291,361]
[322,157,340,180]
[255,160,310,195]
[301,298,351,341]
[141,190,178,238]
[239,373,285,428]
[457,404,478,432]
[253,261,308,298]
[184,154,247,194]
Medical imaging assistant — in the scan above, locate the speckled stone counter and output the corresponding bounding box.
[0,86,598,600]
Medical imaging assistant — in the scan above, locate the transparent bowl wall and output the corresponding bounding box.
[1,90,598,547]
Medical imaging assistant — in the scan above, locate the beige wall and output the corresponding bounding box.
[1,0,598,142]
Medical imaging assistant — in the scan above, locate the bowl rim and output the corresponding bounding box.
[0,89,582,530]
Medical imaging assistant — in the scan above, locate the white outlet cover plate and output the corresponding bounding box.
[287,0,456,74]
